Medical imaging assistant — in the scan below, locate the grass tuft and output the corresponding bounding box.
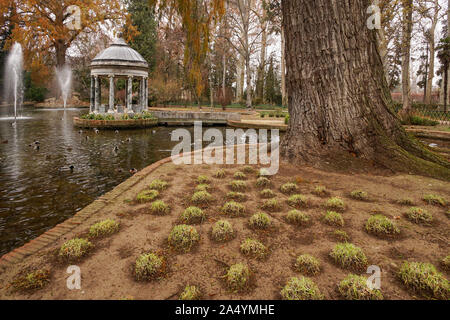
[324,211,344,227]
[441,255,450,271]
[312,186,329,197]
[349,190,369,201]
[135,252,165,281]
[423,194,447,207]
[326,197,345,212]
[59,238,93,261]
[242,166,256,174]
[260,189,275,199]
[280,277,324,300]
[180,207,206,225]
[334,230,350,242]
[397,198,415,206]
[148,179,168,191]
[214,169,227,179]
[287,194,309,208]
[191,191,214,205]
[222,201,246,217]
[261,199,281,212]
[338,274,383,300]
[240,239,268,259]
[234,172,247,180]
[405,207,433,225]
[330,243,368,271]
[286,210,311,226]
[136,190,159,203]
[365,215,400,236]
[226,192,247,202]
[168,225,200,253]
[197,175,210,184]
[195,184,211,192]
[249,212,272,230]
[398,261,449,300]
[11,269,50,292]
[256,177,271,188]
[230,180,247,192]
[280,183,299,195]
[294,254,321,276]
[149,200,171,215]
[211,220,235,242]
[226,263,251,292]
[89,219,120,238]
[179,285,202,300]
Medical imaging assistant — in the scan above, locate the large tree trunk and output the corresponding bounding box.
[236,55,245,103]
[425,7,438,105]
[281,27,287,106]
[256,7,267,103]
[401,0,413,114]
[281,0,449,178]
[245,53,253,109]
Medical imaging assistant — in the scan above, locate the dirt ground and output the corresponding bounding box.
[0,160,448,300]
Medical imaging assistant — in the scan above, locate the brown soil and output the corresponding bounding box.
[0,161,448,300]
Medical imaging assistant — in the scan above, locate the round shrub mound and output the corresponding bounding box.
[295,254,321,276]
[179,285,202,300]
[149,179,168,191]
[260,189,275,199]
[338,274,383,300]
[256,177,271,188]
[230,180,247,192]
[280,183,299,195]
[222,201,246,217]
[214,169,226,179]
[211,220,235,242]
[249,212,271,229]
[261,199,281,212]
[240,239,268,259]
[89,219,120,238]
[286,210,311,226]
[330,243,368,271]
[405,207,433,225]
[366,215,400,236]
[226,263,251,292]
[288,194,309,208]
[191,191,214,205]
[324,211,344,227]
[226,192,247,202]
[234,172,247,180]
[135,252,165,281]
[11,269,50,291]
[136,190,159,203]
[59,238,93,261]
[180,207,206,225]
[281,277,324,300]
[398,262,449,300]
[168,225,200,253]
[326,197,345,212]
[349,190,369,201]
[423,194,446,207]
[149,200,171,215]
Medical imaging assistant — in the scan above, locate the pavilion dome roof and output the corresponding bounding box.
[90,38,148,69]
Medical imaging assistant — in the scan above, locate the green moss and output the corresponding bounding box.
[222,201,246,217]
[295,255,321,276]
[280,183,299,195]
[350,190,369,201]
[226,192,247,202]
[249,212,271,229]
[240,239,268,259]
[191,191,214,205]
[195,184,210,193]
[89,219,120,238]
[148,179,168,191]
[398,261,449,300]
[326,197,345,212]
[365,215,400,236]
[260,189,275,199]
[334,230,350,242]
[149,200,171,215]
[281,277,324,300]
[324,211,344,227]
[179,285,202,300]
[230,180,247,192]
[330,243,368,271]
[168,225,200,253]
[214,169,227,179]
[261,199,281,212]
[211,220,235,242]
[197,175,210,184]
[338,274,383,300]
[180,207,206,224]
[405,207,433,225]
[242,166,256,174]
[312,186,329,197]
[288,194,309,208]
[256,177,271,188]
[423,194,447,207]
[136,190,159,203]
[234,171,247,180]
[59,238,93,261]
[286,210,311,226]
[226,263,251,292]
[11,269,50,291]
[135,252,165,281]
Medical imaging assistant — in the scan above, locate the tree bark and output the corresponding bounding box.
[425,5,438,105]
[281,0,449,178]
[256,6,267,103]
[281,26,287,106]
[236,54,245,103]
[401,0,413,114]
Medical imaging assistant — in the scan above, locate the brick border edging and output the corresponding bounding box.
[0,156,173,270]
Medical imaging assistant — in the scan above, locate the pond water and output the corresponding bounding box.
[0,107,227,256]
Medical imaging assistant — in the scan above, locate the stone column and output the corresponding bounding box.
[94,76,100,113]
[127,76,133,113]
[108,75,115,114]
[140,77,145,113]
[90,76,95,113]
[144,77,148,109]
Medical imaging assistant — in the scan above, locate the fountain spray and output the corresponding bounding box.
[56,65,72,109]
[4,43,23,123]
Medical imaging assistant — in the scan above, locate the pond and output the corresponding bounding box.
[0,107,228,256]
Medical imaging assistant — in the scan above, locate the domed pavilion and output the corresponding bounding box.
[89,38,149,114]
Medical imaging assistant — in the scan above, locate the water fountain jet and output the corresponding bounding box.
[3,43,23,122]
[56,65,72,109]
